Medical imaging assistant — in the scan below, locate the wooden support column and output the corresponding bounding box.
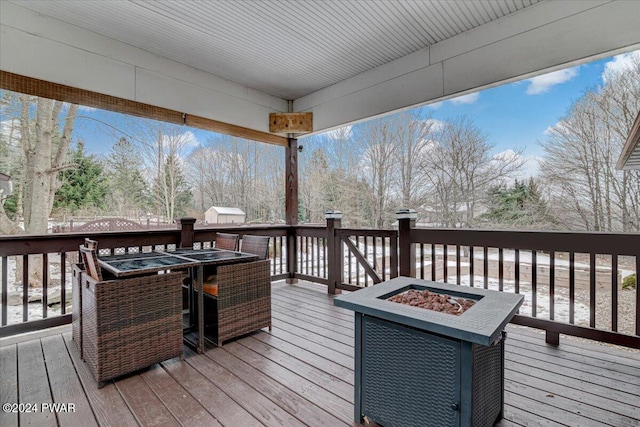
[285,137,299,284]
[326,210,343,295]
[177,217,196,248]
[397,209,417,278]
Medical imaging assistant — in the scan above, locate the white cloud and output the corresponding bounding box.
[325,125,353,140]
[161,130,200,149]
[543,120,569,137]
[525,67,579,95]
[450,92,479,104]
[602,50,640,82]
[423,118,446,132]
[425,101,444,109]
[518,155,541,180]
[492,150,540,180]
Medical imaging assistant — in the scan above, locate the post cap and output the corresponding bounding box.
[177,217,197,224]
[325,210,343,220]
[396,209,418,220]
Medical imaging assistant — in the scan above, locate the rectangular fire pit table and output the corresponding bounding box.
[334,276,523,427]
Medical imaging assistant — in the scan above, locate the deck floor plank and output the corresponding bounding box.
[251,333,355,384]
[140,363,221,427]
[3,282,639,427]
[239,336,353,401]
[506,368,640,420]
[206,344,351,426]
[40,335,98,427]
[0,344,18,427]
[115,375,180,426]
[160,357,263,427]
[61,333,138,426]
[17,339,56,427]
[185,348,306,427]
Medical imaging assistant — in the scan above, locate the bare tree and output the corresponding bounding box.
[356,118,397,228]
[390,111,438,209]
[421,116,524,227]
[540,54,640,231]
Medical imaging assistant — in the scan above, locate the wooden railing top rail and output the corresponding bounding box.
[411,228,640,255]
[336,228,398,238]
[0,229,181,257]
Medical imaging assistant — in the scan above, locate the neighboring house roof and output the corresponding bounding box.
[206,206,246,215]
[617,110,640,170]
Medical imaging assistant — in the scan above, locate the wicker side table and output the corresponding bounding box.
[80,270,184,387]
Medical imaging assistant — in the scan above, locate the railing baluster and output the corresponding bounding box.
[43,253,48,319]
[515,249,520,294]
[323,238,327,278]
[469,247,474,287]
[515,249,520,313]
[2,256,8,325]
[532,250,537,317]
[348,239,352,284]
[590,252,596,328]
[569,252,575,324]
[612,253,618,332]
[382,238,387,281]
[61,252,67,315]
[498,248,503,292]
[483,247,488,289]
[443,244,448,283]
[636,254,640,336]
[22,255,29,322]
[550,251,555,321]
[420,243,424,280]
[456,245,461,285]
[431,243,436,280]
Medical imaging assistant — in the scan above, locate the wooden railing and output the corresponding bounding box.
[1,214,638,349]
[404,226,639,347]
[0,222,288,337]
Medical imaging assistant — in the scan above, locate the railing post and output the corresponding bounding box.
[177,217,196,248]
[286,226,298,284]
[326,210,343,295]
[397,209,417,278]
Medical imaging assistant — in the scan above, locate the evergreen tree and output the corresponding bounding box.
[480,178,556,229]
[105,137,151,217]
[53,141,108,214]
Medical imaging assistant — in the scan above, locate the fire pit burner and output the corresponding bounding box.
[388,289,475,315]
[335,277,524,427]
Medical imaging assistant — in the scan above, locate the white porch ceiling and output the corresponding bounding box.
[5,0,541,100]
[1,0,640,137]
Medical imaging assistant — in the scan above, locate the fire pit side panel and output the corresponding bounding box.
[360,315,461,427]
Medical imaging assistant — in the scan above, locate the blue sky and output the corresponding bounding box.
[72,49,639,177]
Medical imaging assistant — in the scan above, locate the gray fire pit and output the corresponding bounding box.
[334,276,523,427]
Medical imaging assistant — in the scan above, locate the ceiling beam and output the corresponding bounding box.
[0,71,288,146]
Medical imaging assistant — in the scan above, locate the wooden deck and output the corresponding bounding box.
[1,281,639,427]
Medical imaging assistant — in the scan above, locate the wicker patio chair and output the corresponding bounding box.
[77,244,184,387]
[215,232,239,251]
[203,259,271,346]
[73,238,100,355]
[240,234,270,259]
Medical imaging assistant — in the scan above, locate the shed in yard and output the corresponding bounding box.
[205,207,246,224]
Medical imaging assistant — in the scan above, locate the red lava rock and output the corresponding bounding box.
[388,289,475,315]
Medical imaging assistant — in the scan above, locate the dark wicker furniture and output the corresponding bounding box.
[240,234,270,259]
[79,269,185,387]
[215,232,239,251]
[204,259,271,346]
